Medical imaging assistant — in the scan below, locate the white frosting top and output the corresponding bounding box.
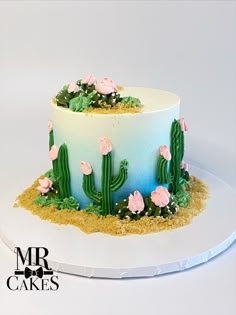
[120,87,180,112]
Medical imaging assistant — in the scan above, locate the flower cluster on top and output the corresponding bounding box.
[54,74,141,112]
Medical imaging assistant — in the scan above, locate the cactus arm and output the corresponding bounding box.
[82,172,101,204]
[49,130,54,150]
[58,144,71,198]
[101,153,112,216]
[49,129,59,179]
[157,155,171,184]
[110,159,128,192]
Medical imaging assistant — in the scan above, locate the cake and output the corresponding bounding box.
[16,75,209,235]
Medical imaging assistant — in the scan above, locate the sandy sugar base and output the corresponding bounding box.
[14,176,209,236]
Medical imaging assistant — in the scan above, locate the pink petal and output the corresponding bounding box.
[160,145,171,161]
[80,161,92,175]
[68,82,79,93]
[37,186,50,194]
[49,145,59,161]
[151,186,170,207]
[181,161,188,171]
[95,83,115,95]
[99,137,112,155]
[179,117,188,132]
[48,119,53,132]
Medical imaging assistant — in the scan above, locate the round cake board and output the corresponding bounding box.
[0,166,236,279]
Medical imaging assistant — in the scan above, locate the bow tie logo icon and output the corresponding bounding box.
[24,267,44,279]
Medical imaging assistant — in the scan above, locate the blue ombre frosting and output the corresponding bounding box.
[51,87,180,209]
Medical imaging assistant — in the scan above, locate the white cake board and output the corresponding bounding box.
[0,165,235,279]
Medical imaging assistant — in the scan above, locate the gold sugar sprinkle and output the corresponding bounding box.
[15,176,209,236]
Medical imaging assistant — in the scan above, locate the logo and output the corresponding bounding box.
[7,247,59,291]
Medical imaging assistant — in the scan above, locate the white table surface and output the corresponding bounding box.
[0,237,235,315]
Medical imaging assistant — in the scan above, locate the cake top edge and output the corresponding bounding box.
[53,75,180,114]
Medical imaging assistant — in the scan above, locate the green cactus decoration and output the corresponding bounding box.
[157,155,172,184]
[55,76,141,111]
[170,119,184,194]
[81,139,128,216]
[114,196,178,220]
[48,127,58,179]
[82,171,102,204]
[101,154,128,215]
[57,144,71,199]
[49,130,54,150]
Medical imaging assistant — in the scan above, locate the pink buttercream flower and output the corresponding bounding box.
[37,177,53,194]
[179,117,188,132]
[128,191,145,214]
[99,137,112,155]
[102,78,117,91]
[80,161,92,175]
[95,77,117,95]
[81,74,97,86]
[49,145,59,161]
[151,186,170,207]
[68,82,79,93]
[48,119,53,132]
[160,145,171,161]
[181,161,188,171]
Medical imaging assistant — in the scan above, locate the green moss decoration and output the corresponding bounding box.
[85,203,103,216]
[172,191,190,208]
[69,91,96,112]
[121,96,141,108]
[34,195,79,210]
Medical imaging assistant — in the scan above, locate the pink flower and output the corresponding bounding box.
[179,117,188,132]
[160,145,171,161]
[95,77,117,95]
[68,82,79,93]
[151,186,170,207]
[49,145,59,161]
[181,161,188,171]
[48,119,53,132]
[128,191,145,214]
[80,161,92,175]
[102,78,117,91]
[37,177,53,194]
[99,137,112,155]
[81,74,97,86]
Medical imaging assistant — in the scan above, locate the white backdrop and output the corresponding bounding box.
[1,0,235,187]
[0,1,235,315]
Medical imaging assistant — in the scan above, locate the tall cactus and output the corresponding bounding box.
[170,119,184,194]
[81,138,128,216]
[48,120,71,199]
[57,144,71,198]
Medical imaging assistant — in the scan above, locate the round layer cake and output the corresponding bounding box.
[51,87,180,209]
